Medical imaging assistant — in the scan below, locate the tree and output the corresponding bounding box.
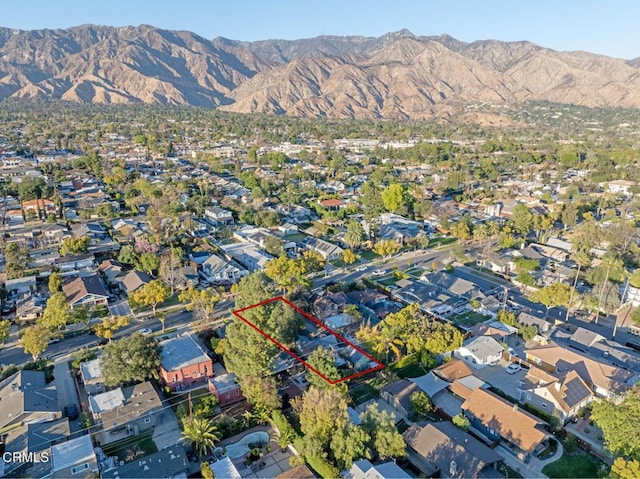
[342,249,359,265]
[4,243,29,279]
[423,322,464,354]
[0,319,10,345]
[159,247,183,295]
[241,375,281,413]
[497,310,517,327]
[138,252,161,276]
[20,324,50,361]
[100,334,161,386]
[611,458,640,479]
[299,386,348,453]
[451,221,471,240]
[372,239,402,259]
[59,236,90,256]
[531,282,575,314]
[410,391,433,418]
[264,256,310,293]
[518,324,538,341]
[93,315,131,342]
[561,202,579,230]
[592,386,640,458]
[306,347,343,391]
[381,183,407,213]
[179,286,220,326]
[132,280,170,316]
[452,413,471,431]
[18,176,47,201]
[344,220,366,249]
[201,462,215,479]
[515,272,535,289]
[509,204,533,235]
[182,417,220,459]
[360,404,405,459]
[48,272,62,293]
[38,292,70,331]
[117,244,138,265]
[330,424,371,470]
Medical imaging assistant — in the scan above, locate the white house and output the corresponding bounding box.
[200,254,248,283]
[455,336,503,368]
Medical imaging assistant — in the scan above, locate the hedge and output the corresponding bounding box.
[305,453,341,479]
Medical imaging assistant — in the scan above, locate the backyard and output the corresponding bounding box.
[542,447,606,478]
[103,430,157,463]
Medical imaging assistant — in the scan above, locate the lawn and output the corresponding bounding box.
[427,236,456,249]
[404,267,425,278]
[360,250,380,261]
[390,354,430,379]
[542,449,605,478]
[103,430,158,463]
[349,383,379,406]
[451,311,491,327]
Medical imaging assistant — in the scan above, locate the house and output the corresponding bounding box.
[518,368,594,424]
[98,259,124,284]
[525,342,636,400]
[90,381,163,445]
[518,311,552,334]
[210,457,241,479]
[48,434,98,479]
[568,327,605,352]
[432,359,473,383]
[403,421,503,478]
[454,336,503,368]
[21,198,57,217]
[199,253,248,284]
[120,270,152,294]
[102,444,189,479]
[346,459,410,479]
[80,358,105,395]
[62,274,109,308]
[175,265,200,289]
[600,179,637,196]
[379,379,418,422]
[160,334,213,391]
[303,236,344,261]
[277,222,299,236]
[204,206,234,226]
[221,242,273,272]
[276,464,316,479]
[313,292,348,320]
[0,370,59,429]
[208,373,244,406]
[54,252,96,274]
[409,372,450,399]
[462,388,549,458]
[318,198,345,211]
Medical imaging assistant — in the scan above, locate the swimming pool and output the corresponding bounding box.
[213,431,270,459]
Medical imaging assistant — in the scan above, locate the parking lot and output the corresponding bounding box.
[472,360,528,401]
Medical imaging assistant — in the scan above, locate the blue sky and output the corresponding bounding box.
[4,1,639,59]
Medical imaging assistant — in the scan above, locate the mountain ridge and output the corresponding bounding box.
[1,24,639,120]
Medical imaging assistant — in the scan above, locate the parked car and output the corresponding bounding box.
[372,269,386,276]
[355,265,368,272]
[63,404,78,420]
[505,363,522,374]
[138,328,153,335]
[96,337,108,347]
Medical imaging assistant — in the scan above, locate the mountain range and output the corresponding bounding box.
[1,24,640,120]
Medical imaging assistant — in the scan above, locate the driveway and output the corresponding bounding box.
[152,408,183,450]
[108,299,133,317]
[472,361,527,401]
[53,358,82,433]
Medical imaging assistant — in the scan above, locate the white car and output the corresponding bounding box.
[355,265,368,272]
[505,363,522,374]
[138,328,153,335]
[372,269,386,276]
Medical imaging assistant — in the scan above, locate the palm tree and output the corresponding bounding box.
[182,417,220,459]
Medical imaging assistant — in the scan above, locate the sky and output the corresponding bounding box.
[3,0,639,59]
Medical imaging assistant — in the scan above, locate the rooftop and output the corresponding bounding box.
[160,334,210,371]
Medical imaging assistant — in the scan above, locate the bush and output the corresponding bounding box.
[305,453,340,479]
[70,348,97,369]
[0,364,18,381]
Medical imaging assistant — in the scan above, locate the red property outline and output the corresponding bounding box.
[232,296,385,384]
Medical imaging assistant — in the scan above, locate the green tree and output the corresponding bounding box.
[372,239,402,259]
[0,319,10,345]
[518,324,538,341]
[452,413,471,431]
[93,315,131,341]
[497,310,517,327]
[330,424,371,470]
[424,322,464,354]
[132,280,170,316]
[241,375,281,413]
[360,404,405,460]
[100,334,161,386]
[509,204,533,235]
[20,324,50,361]
[410,391,433,418]
[38,292,71,331]
[531,282,575,314]
[344,220,367,249]
[264,256,310,293]
[138,252,161,276]
[117,244,138,265]
[179,286,220,326]
[451,221,471,240]
[17,176,47,200]
[48,272,63,293]
[561,202,579,230]
[299,386,348,453]
[59,236,90,256]
[592,386,640,458]
[201,462,214,479]
[306,347,343,391]
[4,243,29,279]
[515,271,535,289]
[342,249,359,265]
[611,458,640,479]
[381,183,407,213]
[182,417,220,459]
